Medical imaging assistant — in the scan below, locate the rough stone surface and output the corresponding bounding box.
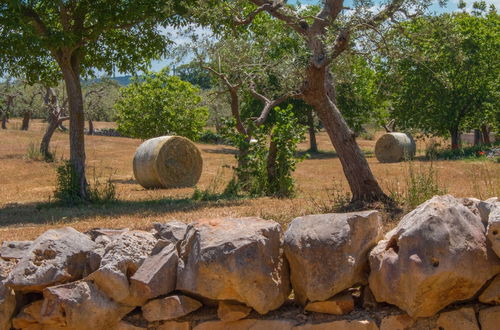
[218,301,252,321]
[479,306,500,330]
[86,228,130,241]
[11,300,43,329]
[157,321,191,330]
[142,294,202,322]
[89,230,157,306]
[177,217,290,314]
[0,282,16,330]
[379,314,415,330]
[194,319,296,330]
[154,221,188,243]
[486,205,500,258]
[436,307,479,330]
[5,227,100,292]
[478,197,499,225]
[284,211,383,304]
[479,274,500,304]
[0,241,32,260]
[113,321,146,330]
[304,294,354,315]
[369,195,500,317]
[40,280,134,329]
[294,319,378,330]
[129,243,178,302]
[0,259,16,281]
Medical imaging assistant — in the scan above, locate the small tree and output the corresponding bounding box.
[116,69,208,140]
[83,79,121,135]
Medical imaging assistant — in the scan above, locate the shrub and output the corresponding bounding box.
[116,68,208,141]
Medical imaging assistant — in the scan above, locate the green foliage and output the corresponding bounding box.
[220,105,306,198]
[384,9,500,142]
[267,106,307,197]
[0,0,192,83]
[198,129,226,144]
[54,162,116,205]
[115,69,208,140]
[176,62,213,90]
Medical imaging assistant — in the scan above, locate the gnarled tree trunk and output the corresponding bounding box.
[481,125,491,145]
[40,116,59,158]
[302,66,387,202]
[60,53,88,200]
[450,128,461,150]
[307,109,318,153]
[88,119,94,135]
[21,111,31,130]
[1,113,7,129]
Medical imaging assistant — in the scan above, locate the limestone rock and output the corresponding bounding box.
[369,195,500,318]
[0,282,16,330]
[218,301,252,321]
[479,274,500,304]
[41,280,134,329]
[89,230,157,306]
[436,307,479,330]
[294,319,378,330]
[194,319,296,330]
[177,217,290,314]
[6,227,100,292]
[0,259,16,281]
[129,243,178,302]
[86,228,130,240]
[304,293,354,315]
[113,321,146,330]
[0,240,32,260]
[154,221,188,243]
[157,321,191,330]
[11,300,43,329]
[486,205,500,258]
[379,314,415,330]
[479,306,500,330]
[478,197,499,225]
[142,294,202,322]
[284,211,383,304]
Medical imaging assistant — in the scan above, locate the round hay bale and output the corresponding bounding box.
[133,136,203,189]
[375,132,416,163]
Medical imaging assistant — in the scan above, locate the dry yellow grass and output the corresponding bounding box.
[0,119,498,242]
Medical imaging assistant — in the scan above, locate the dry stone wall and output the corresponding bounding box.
[1,195,500,330]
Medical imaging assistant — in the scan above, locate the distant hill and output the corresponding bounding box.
[83,75,132,86]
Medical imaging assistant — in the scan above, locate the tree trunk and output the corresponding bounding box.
[60,56,88,200]
[450,128,461,150]
[21,111,31,130]
[1,113,7,129]
[307,109,318,153]
[481,125,491,145]
[88,119,94,135]
[40,116,59,159]
[302,66,387,202]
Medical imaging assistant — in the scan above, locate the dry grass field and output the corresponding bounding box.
[1,118,498,242]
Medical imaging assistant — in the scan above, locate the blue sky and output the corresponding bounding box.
[147,0,499,72]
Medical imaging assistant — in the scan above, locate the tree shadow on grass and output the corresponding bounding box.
[0,197,245,228]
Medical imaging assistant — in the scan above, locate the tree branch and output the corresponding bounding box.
[249,0,308,35]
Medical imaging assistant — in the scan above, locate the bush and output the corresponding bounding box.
[219,105,306,198]
[425,141,500,161]
[198,130,226,144]
[116,68,208,141]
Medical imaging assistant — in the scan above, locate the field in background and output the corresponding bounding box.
[1,118,498,242]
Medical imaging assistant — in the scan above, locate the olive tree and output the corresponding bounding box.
[190,0,433,202]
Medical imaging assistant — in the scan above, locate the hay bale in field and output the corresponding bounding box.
[375,132,416,163]
[133,136,203,189]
